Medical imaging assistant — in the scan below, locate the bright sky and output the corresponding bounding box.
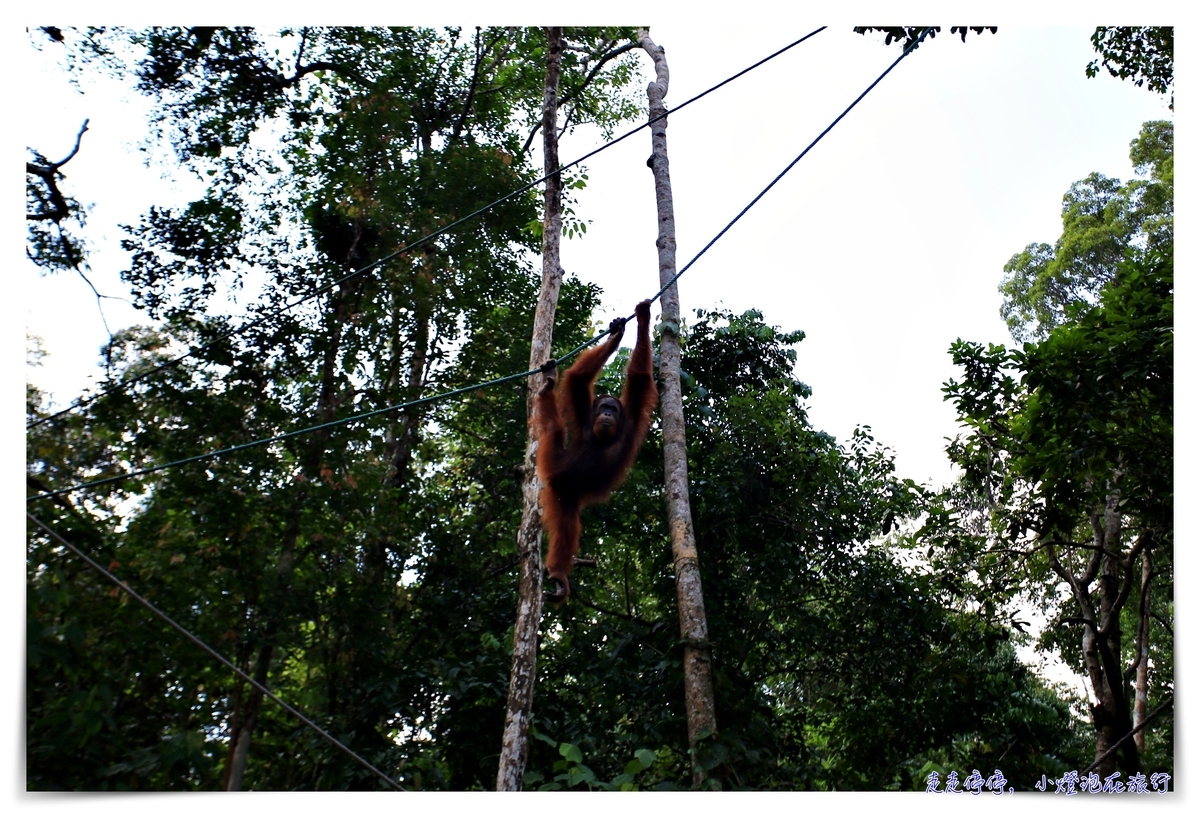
[10,10,1193,808]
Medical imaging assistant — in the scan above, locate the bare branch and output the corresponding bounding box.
[521,36,640,157]
[284,60,370,88]
[294,26,310,75]
[1059,616,1095,629]
[1081,511,1105,585]
[573,594,658,628]
[519,121,541,157]
[1040,537,1129,562]
[480,27,517,76]
[451,27,486,141]
[1045,541,1081,592]
[54,118,90,167]
[1150,611,1173,637]
[558,40,639,109]
[26,119,89,222]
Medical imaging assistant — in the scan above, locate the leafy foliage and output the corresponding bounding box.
[1086,27,1173,109]
[999,121,1172,341]
[853,27,997,50]
[957,250,1172,534]
[933,243,1173,777]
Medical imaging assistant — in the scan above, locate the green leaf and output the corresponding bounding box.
[634,748,657,769]
[559,742,583,764]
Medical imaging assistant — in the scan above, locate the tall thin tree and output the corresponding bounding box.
[496,26,564,792]
[638,29,717,787]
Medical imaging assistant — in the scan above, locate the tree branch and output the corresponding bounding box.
[520,121,541,158]
[285,60,370,88]
[557,39,639,109]
[1080,511,1105,586]
[519,37,639,157]
[1040,537,1125,562]
[294,26,311,75]
[1045,541,1081,594]
[480,27,517,76]
[26,119,89,222]
[451,27,486,141]
[1099,531,1146,637]
[573,593,658,628]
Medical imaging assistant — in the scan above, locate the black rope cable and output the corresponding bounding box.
[564,28,937,348]
[26,27,933,507]
[646,27,936,309]
[27,27,827,431]
[26,511,405,791]
[29,368,534,503]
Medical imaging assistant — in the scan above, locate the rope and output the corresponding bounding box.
[27,27,827,431]
[26,511,405,791]
[647,26,935,308]
[28,367,536,503]
[27,27,932,507]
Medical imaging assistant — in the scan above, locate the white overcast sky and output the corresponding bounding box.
[7,3,1195,813]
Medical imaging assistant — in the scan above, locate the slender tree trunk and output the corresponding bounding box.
[226,484,308,790]
[226,641,276,789]
[638,29,717,789]
[1133,548,1152,754]
[496,26,563,792]
[384,255,434,488]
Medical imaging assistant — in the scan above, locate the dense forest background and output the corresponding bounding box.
[25,26,1172,791]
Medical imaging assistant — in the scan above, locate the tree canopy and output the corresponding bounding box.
[999,120,1172,341]
[928,116,1173,779]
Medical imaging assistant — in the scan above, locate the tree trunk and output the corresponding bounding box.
[226,485,308,790]
[638,29,717,789]
[384,254,434,488]
[1132,548,1152,754]
[496,26,563,792]
[1047,487,1141,779]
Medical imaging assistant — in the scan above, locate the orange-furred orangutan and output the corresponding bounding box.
[535,299,657,602]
